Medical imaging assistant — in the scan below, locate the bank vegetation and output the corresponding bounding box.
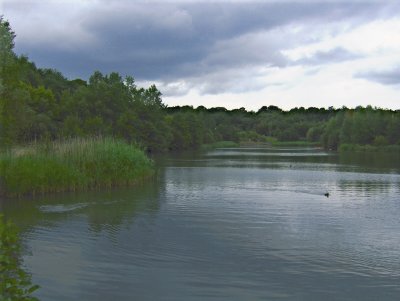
[1,17,399,196]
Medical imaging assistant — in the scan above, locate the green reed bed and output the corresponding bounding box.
[271,140,321,147]
[200,141,239,151]
[339,143,400,153]
[0,138,154,197]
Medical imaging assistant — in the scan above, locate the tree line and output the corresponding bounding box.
[1,17,399,152]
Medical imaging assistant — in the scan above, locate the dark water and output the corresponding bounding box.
[1,147,400,300]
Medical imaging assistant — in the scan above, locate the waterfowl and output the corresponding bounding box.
[324,192,330,198]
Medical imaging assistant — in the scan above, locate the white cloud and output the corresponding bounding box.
[283,18,400,61]
[3,0,99,51]
[165,53,400,110]
[162,15,400,109]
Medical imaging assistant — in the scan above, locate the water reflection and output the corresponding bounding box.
[339,151,400,174]
[339,179,396,194]
[161,147,400,174]
[1,146,400,300]
[0,180,162,236]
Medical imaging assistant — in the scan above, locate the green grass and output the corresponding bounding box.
[339,143,400,153]
[0,137,154,197]
[200,141,239,151]
[271,140,321,147]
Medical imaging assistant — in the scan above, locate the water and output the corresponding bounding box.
[1,147,400,300]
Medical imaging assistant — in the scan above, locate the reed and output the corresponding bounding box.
[0,137,154,197]
[271,140,320,147]
[200,141,239,151]
[339,143,400,153]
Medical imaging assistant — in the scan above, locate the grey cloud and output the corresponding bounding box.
[90,2,381,77]
[173,64,276,96]
[6,0,400,94]
[356,67,400,85]
[296,47,362,66]
[157,81,194,97]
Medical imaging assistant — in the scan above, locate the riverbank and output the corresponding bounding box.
[271,141,321,147]
[339,143,400,153]
[200,141,239,151]
[0,214,39,299]
[0,138,154,197]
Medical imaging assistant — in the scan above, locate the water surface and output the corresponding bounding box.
[1,147,400,300]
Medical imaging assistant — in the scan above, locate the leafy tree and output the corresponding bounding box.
[1,16,17,146]
[387,115,400,144]
[0,16,16,86]
[306,124,325,142]
[2,18,400,152]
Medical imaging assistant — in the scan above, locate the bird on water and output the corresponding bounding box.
[324,192,330,197]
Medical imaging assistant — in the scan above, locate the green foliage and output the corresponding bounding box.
[0,16,16,81]
[321,115,342,150]
[237,130,268,143]
[201,141,239,151]
[321,107,400,150]
[0,215,39,300]
[306,124,325,142]
[373,135,388,146]
[339,143,400,153]
[271,141,320,147]
[0,138,154,197]
[1,18,399,156]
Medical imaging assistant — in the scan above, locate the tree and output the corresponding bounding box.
[0,16,16,84]
[1,17,17,145]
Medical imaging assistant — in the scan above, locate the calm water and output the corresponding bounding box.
[1,147,400,300]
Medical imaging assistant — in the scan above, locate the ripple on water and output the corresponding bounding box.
[8,147,400,300]
[39,203,89,213]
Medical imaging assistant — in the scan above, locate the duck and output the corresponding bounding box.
[324,192,330,198]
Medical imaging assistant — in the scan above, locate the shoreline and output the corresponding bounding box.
[0,138,154,198]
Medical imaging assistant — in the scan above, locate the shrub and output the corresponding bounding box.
[0,215,39,300]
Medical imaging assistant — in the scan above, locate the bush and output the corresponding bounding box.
[0,215,39,300]
[373,135,388,146]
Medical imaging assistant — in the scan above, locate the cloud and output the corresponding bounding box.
[3,0,400,109]
[294,47,361,65]
[283,18,400,61]
[356,67,400,85]
[5,1,390,78]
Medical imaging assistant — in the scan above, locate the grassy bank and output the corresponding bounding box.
[271,140,321,147]
[200,141,239,151]
[0,138,154,197]
[339,143,400,153]
[237,134,321,147]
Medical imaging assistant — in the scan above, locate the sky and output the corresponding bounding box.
[1,0,400,111]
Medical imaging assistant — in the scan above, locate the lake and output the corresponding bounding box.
[1,147,400,300]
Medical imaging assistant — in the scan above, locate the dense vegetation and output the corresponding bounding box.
[0,215,39,300]
[1,18,400,153]
[1,17,400,154]
[0,138,153,197]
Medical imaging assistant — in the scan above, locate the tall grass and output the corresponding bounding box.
[339,143,400,153]
[0,137,154,197]
[271,140,321,147]
[200,141,239,151]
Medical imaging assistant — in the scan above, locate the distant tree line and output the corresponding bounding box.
[1,17,400,152]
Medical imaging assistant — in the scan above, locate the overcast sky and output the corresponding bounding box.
[2,0,400,110]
